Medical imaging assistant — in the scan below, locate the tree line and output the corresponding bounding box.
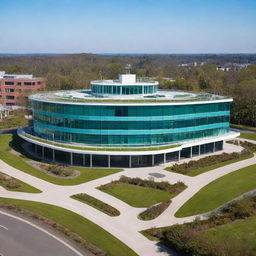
[0,53,255,127]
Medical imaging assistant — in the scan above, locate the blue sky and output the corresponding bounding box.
[0,0,255,53]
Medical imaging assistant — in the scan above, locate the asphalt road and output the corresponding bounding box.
[0,212,86,256]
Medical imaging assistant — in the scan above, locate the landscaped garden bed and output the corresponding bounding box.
[0,172,41,193]
[165,149,252,176]
[138,200,171,220]
[142,194,256,256]
[71,193,120,216]
[98,176,186,208]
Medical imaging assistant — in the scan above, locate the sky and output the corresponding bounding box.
[0,0,256,54]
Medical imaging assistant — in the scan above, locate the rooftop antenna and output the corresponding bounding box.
[125,64,131,74]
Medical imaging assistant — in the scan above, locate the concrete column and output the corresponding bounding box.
[108,155,110,168]
[70,152,73,165]
[152,155,155,166]
[129,155,132,168]
[90,154,92,168]
[83,154,85,166]
[198,145,201,156]
[178,151,181,162]
[42,147,44,159]
[164,153,166,164]
[52,149,55,162]
[213,142,216,153]
[190,147,193,158]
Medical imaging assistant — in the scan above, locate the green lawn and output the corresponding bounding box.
[184,153,253,176]
[71,193,120,216]
[0,112,28,130]
[0,134,122,185]
[205,216,256,253]
[175,164,256,217]
[231,123,256,131]
[0,173,41,193]
[99,183,173,208]
[0,198,137,256]
[239,132,256,141]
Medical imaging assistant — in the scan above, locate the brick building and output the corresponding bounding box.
[0,71,46,106]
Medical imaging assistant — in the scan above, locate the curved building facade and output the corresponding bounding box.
[18,73,239,168]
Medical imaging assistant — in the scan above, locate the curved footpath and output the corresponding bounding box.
[0,141,255,256]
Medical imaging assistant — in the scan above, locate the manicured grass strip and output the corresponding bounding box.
[0,198,137,256]
[99,183,173,208]
[0,173,41,193]
[0,134,122,185]
[231,123,256,131]
[165,150,253,176]
[239,132,256,141]
[22,132,180,152]
[185,153,253,176]
[138,200,171,220]
[205,216,256,240]
[205,216,256,252]
[71,193,120,216]
[175,164,256,217]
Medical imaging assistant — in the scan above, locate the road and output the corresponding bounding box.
[0,211,86,256]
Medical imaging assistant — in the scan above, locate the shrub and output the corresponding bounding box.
[0,173,21,189]
[71,193,120,217]
[42,164,75,177]
[167,149,251,174]
[143,194,256,256]
[139,200,171,220]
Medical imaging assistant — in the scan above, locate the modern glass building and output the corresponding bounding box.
[18,73,239,168]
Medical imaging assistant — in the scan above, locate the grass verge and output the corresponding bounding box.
[185,153,253,176]
[0,134,122,185]
[21,132,180,152]
[71,193,120,216]
[165,150,253,176]
[239,132,256,141]
[231,123,256,131]
[175,164,256,217]
[0,198,137,256]
[0,172,41,193]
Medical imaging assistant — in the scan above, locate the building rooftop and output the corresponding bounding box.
[0,71,40,79]
[30,89,231,105]
[29,72,231,104]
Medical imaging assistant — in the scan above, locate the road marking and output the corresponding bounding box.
[0,211,84,256]
[0,224,8,230]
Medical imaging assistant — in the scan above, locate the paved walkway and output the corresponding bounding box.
[0,141,255,256]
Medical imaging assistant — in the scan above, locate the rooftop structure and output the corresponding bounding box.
[18,72,239,168]
[0,71,46,106]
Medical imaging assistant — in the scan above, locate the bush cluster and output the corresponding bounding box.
[72,193,120,217]
[139,200,171,220]
[99,176,186,195]
[41,164,75,177]
[144,194,256,256]
[0,172,21,189]
[240,141,256,152]
[168,150,250,174]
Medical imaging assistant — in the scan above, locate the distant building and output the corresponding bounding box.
[0,71,46,106]
[216,67,231,72]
